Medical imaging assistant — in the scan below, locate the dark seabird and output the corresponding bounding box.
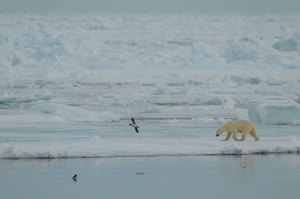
[129,117,139,133]
[72,174,77,182]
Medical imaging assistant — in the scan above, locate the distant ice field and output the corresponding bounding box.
[0,14,300,158]
[1,14,300,125]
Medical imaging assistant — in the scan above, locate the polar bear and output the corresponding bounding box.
[216,120,259,141]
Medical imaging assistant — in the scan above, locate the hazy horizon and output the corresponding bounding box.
[1,0,300,14]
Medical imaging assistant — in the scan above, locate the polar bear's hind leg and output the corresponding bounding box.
[250,127,259,141]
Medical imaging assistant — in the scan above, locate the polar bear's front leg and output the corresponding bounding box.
[239,132,247,141]
[223,132,232,141]
[232,131,238,141]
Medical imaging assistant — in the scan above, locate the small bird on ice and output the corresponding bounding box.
[129,117,139,133]
[72,174,77,182]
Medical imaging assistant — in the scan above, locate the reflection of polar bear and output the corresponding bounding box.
[216,120,259,141]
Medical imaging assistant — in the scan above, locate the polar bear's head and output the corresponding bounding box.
[216,125,227,136]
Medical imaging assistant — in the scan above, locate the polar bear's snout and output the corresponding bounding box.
[216,132,219,136]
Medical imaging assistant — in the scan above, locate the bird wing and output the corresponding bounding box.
[135,127,139,133]
[131,118,136,125]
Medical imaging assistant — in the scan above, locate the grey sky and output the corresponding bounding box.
[0,0,300,14]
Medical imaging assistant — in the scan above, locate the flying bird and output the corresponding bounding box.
[72,174,77,182]
[129,117,139,133]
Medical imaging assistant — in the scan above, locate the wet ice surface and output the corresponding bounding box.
[0,121,300,158]
[1,155,300,199]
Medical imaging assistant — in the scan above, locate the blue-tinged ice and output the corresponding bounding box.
[0,14,300,159]
[249,101,300,125]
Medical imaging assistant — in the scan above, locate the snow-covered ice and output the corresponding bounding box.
[0,14,300,158]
